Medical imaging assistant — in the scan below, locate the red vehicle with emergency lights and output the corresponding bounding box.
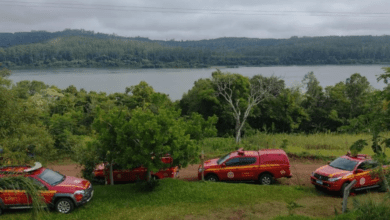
[311,152,389,196]
[93,156,179,184]
[0,162,93,215]
[198,148,292,184]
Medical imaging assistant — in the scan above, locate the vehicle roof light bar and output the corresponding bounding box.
[24,162,42,173]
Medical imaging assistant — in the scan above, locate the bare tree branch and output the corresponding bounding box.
[213,72,282,143]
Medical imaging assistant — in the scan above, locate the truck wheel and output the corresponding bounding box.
[259,173,274,185]
[55,198,74,214]
[205,174,219,182]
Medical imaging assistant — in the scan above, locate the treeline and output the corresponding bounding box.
[0,29,152,48]
[2,29,390,69]
[2,64,390,168]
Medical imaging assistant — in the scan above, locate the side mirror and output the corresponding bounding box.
[221,163,226,167]
[354,169,364,174]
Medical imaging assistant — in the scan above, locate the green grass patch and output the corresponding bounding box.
[2,175,388,219]
[199,132,390,160]
[1,178,315,220]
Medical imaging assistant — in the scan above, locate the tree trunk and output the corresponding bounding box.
[146,169,152,182]
[109,160,114,186]
[235,118,241,144]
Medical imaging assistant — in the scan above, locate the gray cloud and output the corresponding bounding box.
[1,0,390,40]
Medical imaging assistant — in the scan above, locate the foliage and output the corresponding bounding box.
[135,177,160,192]
[117,107,198,174]
[0,174,48,219]
[351,196,390,220]
[212,69,284,143]
[0,68,55,165]
[349,140,368,157]
[4,30,390,69]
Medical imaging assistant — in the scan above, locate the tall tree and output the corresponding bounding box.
[212,69,282,143]
[345,73,371,118]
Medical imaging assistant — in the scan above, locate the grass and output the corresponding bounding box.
[0,178,337,220]
[0,178,308,220]
[199,132,390,160]
[2,178,388,220]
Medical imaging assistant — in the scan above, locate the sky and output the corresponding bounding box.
[1,0,390,41]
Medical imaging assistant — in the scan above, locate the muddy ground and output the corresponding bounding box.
[47,159,326,186]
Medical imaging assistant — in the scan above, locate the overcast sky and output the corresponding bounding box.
[1,0,390,41]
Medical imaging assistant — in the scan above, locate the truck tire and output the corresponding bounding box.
[205,174,219,182]
[55,198,74,214]
[259,173,274,185]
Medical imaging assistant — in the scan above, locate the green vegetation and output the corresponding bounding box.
[1,178,388,220]
[2,57,390,219]
[3,29,390,69]
[0,178,343,220]
[200,132,390,160]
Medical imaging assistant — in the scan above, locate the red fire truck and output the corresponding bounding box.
[198,148,292,184]
[93,156,179,184]
[311,152,390,196]
[0,162,93,214]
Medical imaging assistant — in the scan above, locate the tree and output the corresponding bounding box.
[91,106,129,185]
[345,73,371,118]
[212,69,283,143]
[0,65,52,219]
[0,69,55,165]
[117,107,198,182]
[250,86,309,133]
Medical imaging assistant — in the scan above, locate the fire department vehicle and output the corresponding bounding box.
[198,148,292,184]
[93,156,179,184]
[311,152,389,196]
[0,162,93,214]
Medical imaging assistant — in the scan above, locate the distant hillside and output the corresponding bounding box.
[0,29,152,48]
[1,29,390,69]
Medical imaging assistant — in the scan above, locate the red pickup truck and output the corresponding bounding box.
[93,156,179,184]
[198,148,292,184]
[0,162,93,215]
[311,152,390,195]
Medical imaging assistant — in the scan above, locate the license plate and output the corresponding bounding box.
[316,180,323,185]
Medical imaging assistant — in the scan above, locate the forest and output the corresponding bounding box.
[2,29,390,69]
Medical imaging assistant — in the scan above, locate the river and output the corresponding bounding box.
[8,65,389,100]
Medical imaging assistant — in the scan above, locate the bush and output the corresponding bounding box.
[136,178,160,192]
[351,196,390,220]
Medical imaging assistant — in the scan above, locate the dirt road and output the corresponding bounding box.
[48,159,326,186]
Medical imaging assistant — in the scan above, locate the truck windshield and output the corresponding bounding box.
[217,153,230,165]
[39,169,65,186]
[329,158,358,171]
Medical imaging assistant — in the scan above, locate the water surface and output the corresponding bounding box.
[9,65,389,100]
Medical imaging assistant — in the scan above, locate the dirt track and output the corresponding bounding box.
[48,159,326,186]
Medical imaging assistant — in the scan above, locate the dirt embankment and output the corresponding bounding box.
[48,159,326,186]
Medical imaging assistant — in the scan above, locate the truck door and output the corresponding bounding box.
[0,190,21,206]
[239,157,257,181]
[19,177,52,205]
[354,161,378,188]
[221,157,241,181]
